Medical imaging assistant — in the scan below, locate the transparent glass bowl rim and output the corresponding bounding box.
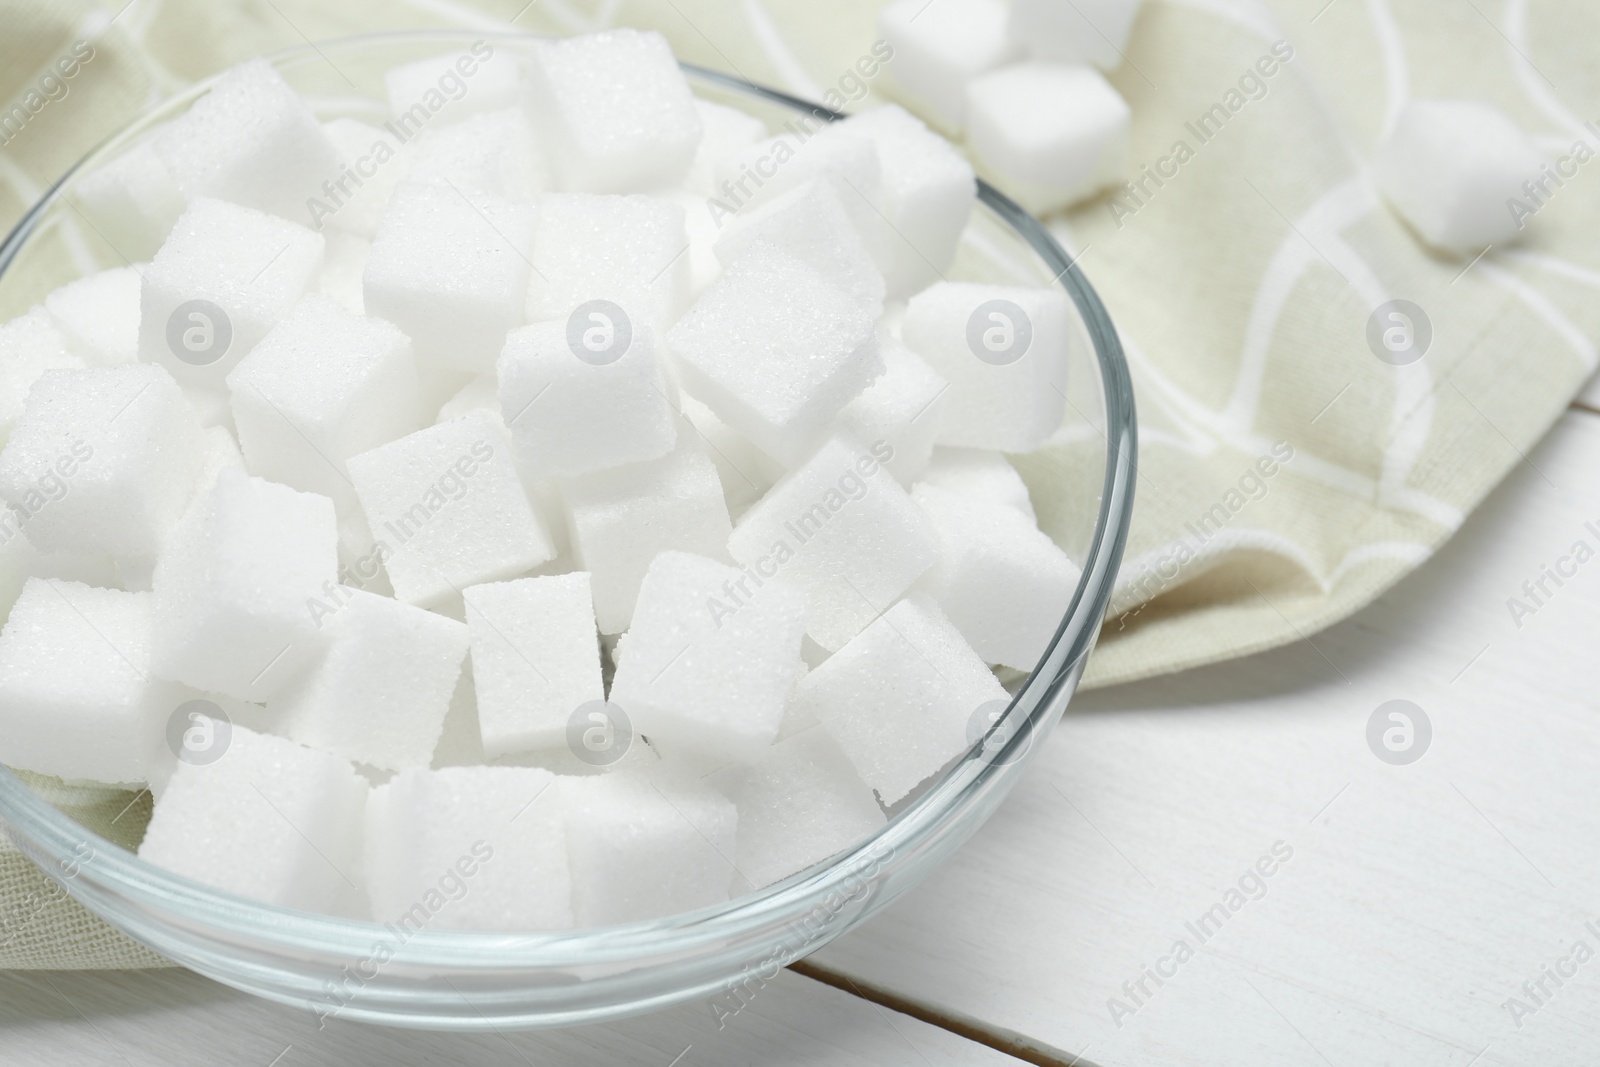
[0,30,1137,975]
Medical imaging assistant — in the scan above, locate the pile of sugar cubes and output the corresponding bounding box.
[0,30,1081,929]
[876,0,1140,213]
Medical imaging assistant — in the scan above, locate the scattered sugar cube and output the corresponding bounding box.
[525,29,703,193]
[836,105,976,297]
[715,127,881,233]
[913,482,1078,670]
[0,579,178,785]
[318,119,414,239]
[835,339,948,485]
[271,588,468,770]
[0,308,85,440]
[152,58,342,223]
[685,99,768,198]
[713,177,885,315]
[1009,0,1143,68]
[921,446,1036,522]
[0,364,205,562]
[139,725,369,914]
[44,266,143,366]
[794,595,1007,803]
[668,240,882,466]
[965,64,1130,213]
[559,773,737,925]
[151,468,338,701]
[384,45,523,128]
[348,410,554,607]
[366,766,573,931]
[405,108,545,201]
[676,393,783,520]
[139,197,325,398]
[1373,99,1545,254]
[902,282,1070,451]
[497,318,677,482]
[464,573,603,759]
[363,181,535,374]
[708,728,885,887]
[879,0,1020,134]
[562,445,733,633]
[315,230,370,315]
[524,193,690,330]
[227,294,422,514]
[72,141,186,260]
[728,436,938,651]
[610,551,807,763]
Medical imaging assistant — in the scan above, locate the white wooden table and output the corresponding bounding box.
[6,404,1599,1066]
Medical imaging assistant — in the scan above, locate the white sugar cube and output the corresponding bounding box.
[562,445,733,633]
[151,468,338,701]
[902,282,1070,451]
[384,45,523,128]
[0,364,205,562]
[715,127,881,232]
[913,483,1078,670]
[794,596,1007,803]
[139,725,368,914]
[1373,99,1545,254]
[676,393,783,520]
[0,309,85,440]
[836,105,976,297]
[1010,0,1143,68]
[0,580,177,784]
[708,728,885,887]
[559,773,737,925]
[72,142,186,260]
[728,437,938,651]
[464,573,603,759]
[271,588,468,770]
[685,99,767,198]
[497,318,677,482]
[366,766,573,931]
[835,339,948,484]
[965,64,1130,213]
[227,294,422,514]
[152,58,342,223]
[879,0,1020,133]
[668,240,881,466]
[921,446,1036,522]
[139,197,324,396]
[524,193,690,330]
[610,551,807,763]
[363,181,534,373]
[525,29,703,193]
[0,529,117,625]
[405,107,545,201]
[348,410,554,607]
[317,118,414,238]
[712,177,885,315]
[437,373,499,424]
[44,266,143,366]
[431,662,484,767]
[315,230,370,315]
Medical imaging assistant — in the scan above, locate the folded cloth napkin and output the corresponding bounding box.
[0,0,1594,968]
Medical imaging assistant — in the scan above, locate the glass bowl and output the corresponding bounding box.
[0,30,1136,1030]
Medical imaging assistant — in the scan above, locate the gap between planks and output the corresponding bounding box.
[790,960,1101,1067]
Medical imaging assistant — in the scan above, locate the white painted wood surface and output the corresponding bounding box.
[9,411,1600,1067]
[0,966,1026,1066]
